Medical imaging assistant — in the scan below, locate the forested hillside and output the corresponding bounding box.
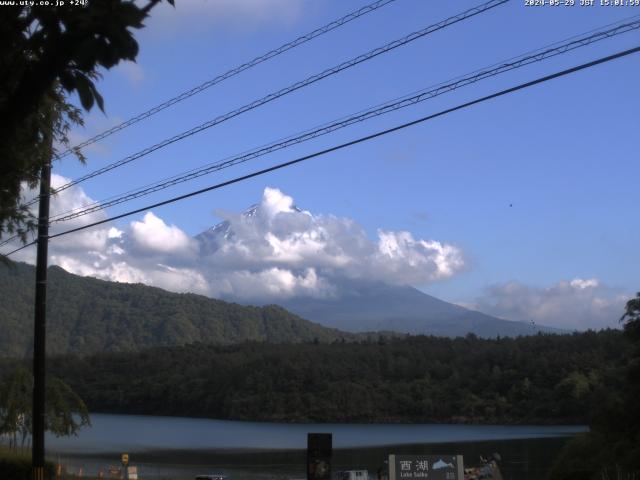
[28,329,629,424]
[0,262,353,357]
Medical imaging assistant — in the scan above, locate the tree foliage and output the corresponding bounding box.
[0,367,90,452]
[550,293,640,479]
[0,368,31,450]
[0,87,84,245]
[0,261,355,357]
[23,329,628,425]
[0,0,173,243]
[621,292,640,340]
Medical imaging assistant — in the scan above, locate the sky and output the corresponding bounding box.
[4,0,640,331]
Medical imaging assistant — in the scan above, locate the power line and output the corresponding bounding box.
[8,45,629,250]
[53,0,399,161]
[37,0,508,203]
[47,18,640,224]
[49,13,640,221]
[0,233,23,249]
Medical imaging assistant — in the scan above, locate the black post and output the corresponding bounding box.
[32,159,51,480]
[307,433,332,480]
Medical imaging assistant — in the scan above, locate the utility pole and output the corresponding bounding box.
[32,158,51,480]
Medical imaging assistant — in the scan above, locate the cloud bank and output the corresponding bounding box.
[5,178,464,303]
[469,279,630,331]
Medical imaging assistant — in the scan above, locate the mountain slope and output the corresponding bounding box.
[197,204,562,338]
[279,279,562,337]
[0,262,354,358]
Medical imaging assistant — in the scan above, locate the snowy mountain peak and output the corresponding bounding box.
[196,197,305,255]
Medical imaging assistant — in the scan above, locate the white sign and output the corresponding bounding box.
[389,455,464,480]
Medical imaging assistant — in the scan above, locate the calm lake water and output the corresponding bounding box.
[44,413,587,480]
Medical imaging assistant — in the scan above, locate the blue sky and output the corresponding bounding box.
[9,0,640,329]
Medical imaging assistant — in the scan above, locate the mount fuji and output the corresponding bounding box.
[195,203,560,338]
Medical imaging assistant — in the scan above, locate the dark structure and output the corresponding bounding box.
[307,433,332,480]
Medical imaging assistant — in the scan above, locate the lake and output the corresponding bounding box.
[44,413,587,480]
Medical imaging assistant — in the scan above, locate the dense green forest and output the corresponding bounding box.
[549,293,640,479]
[0,262,355,357]
[2,258,637,478]
[1,329,625,425]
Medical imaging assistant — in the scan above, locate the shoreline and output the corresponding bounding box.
[43,413,588,457]
[45,437,575,480]
[83,409,588,426]
[49,435,579,464]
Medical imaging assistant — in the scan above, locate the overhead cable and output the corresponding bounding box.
[48,18,640,224]
[0,233,22,249]
[39,0,509,202]
[53,0,399,161]
[2,44,628,254]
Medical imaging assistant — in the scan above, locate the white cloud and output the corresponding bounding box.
[469,279,630,331]
[570,278,599,289]
[193,188,464,299]
[108,227,124,239]
[49,254,149,284]
[372,231,465,284]
[205,267,334,301]
[2,182,464,303]
[261,187,299,217]
[131,212,195,254]
[148,264,209,294]
[11,174,114,255]
[146,0,304,36]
